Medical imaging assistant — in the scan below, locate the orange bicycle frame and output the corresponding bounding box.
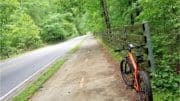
[128,52,140,91]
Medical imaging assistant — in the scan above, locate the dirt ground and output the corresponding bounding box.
[30,35,135,101]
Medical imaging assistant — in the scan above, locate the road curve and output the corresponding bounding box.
[0,35,89,100]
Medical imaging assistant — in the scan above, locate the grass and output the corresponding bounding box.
[95,36,122,61]
[12,58,67,101]
[12,40,83,101]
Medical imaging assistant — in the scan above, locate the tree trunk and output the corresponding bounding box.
[100,0,111,34]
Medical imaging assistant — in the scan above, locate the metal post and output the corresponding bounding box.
[143,22,155,70]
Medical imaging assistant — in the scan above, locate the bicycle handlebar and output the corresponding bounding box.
[134,44,145,48]
[114,49,122,52]
[114,44,145,53]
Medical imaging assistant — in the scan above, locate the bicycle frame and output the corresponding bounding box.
[117,44,153,100]
[128,51,140,91]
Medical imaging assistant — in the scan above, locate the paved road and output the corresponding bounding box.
[0,35,88,100]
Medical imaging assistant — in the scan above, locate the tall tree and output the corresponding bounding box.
[100,0,111,33]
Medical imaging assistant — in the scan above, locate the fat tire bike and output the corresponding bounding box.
[115,44,153,101]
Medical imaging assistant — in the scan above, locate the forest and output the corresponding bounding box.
[0,0,179,100]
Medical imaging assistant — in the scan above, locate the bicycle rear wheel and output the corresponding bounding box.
[137,71,153,101]
[120,59,133,86]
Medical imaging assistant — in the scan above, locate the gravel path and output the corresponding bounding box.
[30,35,134,101]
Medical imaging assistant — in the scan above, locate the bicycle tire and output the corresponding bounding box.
[120,59,133,86]
[137,71,153,101]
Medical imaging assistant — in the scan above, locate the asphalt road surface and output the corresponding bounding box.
[0,35,88,100]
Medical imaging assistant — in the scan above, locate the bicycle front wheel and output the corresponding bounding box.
[120,59,133,86]
[137,71,153,101]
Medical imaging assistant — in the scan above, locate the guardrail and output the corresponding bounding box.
[95,22,155,70]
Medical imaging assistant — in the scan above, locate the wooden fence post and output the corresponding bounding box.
[143,22,155,70]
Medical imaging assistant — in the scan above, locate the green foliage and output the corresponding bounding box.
[151,67,180,94]
[10,10,43,48]
[0,0,87,59]
[40,13,78,42]
[154,91,180,101]
[107,0,130,26]
[0,0,106,59]
[95,0,179,99]
[0,0,43,58]
[41,23,66,42]
[135,1,179,99]
[1,0,179,100]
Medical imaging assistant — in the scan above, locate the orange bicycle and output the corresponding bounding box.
[115,44,153,101]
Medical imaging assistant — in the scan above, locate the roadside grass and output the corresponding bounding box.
[68,40,84,54]
[95,36,122,61]
[12,58,67,101]
[12,40,84,101]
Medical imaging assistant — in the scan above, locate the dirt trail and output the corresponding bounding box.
[30,35,135,101]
